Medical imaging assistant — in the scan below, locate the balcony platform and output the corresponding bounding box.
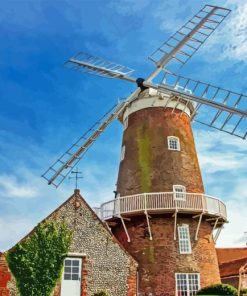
[95,192,227,222]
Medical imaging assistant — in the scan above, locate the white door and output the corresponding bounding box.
[61,257,82,296]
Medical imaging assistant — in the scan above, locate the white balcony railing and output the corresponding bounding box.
[96,192,227,221]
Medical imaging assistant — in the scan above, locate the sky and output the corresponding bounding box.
[0,0,246,251]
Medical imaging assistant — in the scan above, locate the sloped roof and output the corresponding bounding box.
[219,257,247,277]
[5,189,137,264]
[217,248,247,264]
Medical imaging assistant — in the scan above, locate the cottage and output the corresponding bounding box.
[0,189,138,296]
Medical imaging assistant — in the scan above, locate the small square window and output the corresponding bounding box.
[72,260,79,266]
[168,136,180,151]
[65,260,71,266]
[64,267,71,273]
[72,267,79,273]
[72,274,79,280]
[64,273,71,280]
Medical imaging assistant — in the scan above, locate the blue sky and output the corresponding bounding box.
[0,0,247,251]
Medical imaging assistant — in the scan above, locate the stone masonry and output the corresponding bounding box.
[2,190,138,296]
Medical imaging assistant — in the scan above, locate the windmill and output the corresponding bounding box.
[42,5,247,296]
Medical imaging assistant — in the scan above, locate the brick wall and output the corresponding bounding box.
[117,107,204,196]
[0,253,11,296]
[113,214,220,296]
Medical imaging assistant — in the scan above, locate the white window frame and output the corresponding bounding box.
[121,145,125,161]
[175,273,200,296]
[178,224,192,254]
[173,185,186,201]
[123,117,128,130]
[167,136,180,151]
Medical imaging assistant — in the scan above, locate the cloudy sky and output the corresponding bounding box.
[0,0,246,251]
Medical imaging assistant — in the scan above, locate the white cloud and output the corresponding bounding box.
[195,129,247,174]
[0,174,38,199]
[194,129,247,247]
[0,216,35,251]
[217,199,247,247]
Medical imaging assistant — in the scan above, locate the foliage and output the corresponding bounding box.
[196,284,237,296]
[241,288,247,296]
[7,221,72,296]
[93,292,110,296]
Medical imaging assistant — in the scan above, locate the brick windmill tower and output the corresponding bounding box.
[43,5,247,296]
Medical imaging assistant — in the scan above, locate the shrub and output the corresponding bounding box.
[7,221,72,296]
[197,283,237,296]
[93,291,109,296]
[241,288,247,296]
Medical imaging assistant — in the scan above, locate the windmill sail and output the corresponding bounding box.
[158,72,247,139]
[65,52,136,82]
[148,5,231,74]
[42,100,127,187]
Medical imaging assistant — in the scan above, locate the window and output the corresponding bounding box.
[176,273,200,296]
[64,259,80,281]
[173,185,186,201]
[178,224,192,254]
[123,117,128,130]
[168,136,180,151]
[121,145,125,161]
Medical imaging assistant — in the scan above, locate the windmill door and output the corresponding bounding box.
[61,257,82,296]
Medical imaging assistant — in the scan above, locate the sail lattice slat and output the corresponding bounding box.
[160,72,247,139]
[42,100,127,187]
[148,5,231,73]
[65,52,135,79]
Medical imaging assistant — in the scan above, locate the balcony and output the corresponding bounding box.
[95,192,227,221]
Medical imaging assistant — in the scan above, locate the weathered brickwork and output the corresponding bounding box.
[117,107,204,196]
[112,214,220,296]
[1,191,138,296]
[0,253,11,296]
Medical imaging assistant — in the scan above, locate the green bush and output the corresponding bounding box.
[197,283,237,296]
[93,292,109,296]
[7,221,72,296]
[241,288,247,296]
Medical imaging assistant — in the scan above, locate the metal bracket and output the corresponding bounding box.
[173,210,178,240]
[210,217,219,242]
[120,215,130,243]
[195,213,203,241]
[145,211,153,240]
[214,225,223,243]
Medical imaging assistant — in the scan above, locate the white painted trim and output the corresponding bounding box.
[121,145,125,161]
[195,213,203,241]
[67,252,86,258]
[122,93,192,122]
[123,116,128,130]
[168,136,180,151]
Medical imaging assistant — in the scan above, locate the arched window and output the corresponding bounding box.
[167,136,180,151]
